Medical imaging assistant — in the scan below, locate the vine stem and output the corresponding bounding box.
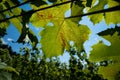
[0,1,120,23]
[0,1,30,13]
[65,5,120,19]
[0,0,72,23]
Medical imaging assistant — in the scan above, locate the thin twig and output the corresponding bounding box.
[0,1,120,23]
[0,0,30,13]
[0,0,72,23]
[65,5,120,19]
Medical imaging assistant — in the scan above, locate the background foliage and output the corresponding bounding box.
[0,0,120,80]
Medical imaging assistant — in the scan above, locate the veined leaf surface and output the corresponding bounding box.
[30,0,70,27]
[40,20,90,57]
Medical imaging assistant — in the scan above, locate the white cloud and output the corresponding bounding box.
[24,35,30,42]
[7,38,14,42]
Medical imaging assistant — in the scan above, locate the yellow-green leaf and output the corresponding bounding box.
[88,0,107,24]
[70,3,84,23]
[105,0,120,25]
[98,62,120,80]
[40,20,90,57]
[30,0,70,27]
[40,26,65,57]
[89,32,120,80]
[62,20,91,51]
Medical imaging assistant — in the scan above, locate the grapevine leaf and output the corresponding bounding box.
[86,0,93,7]
[114,0,120,3]
[22,10,34,24]
[30,0,47,7]
[2,0,23,33]
[28,30,38,50]
[30,0,70,27]
[62,20,91,52]
[89,32,120,79]
[105,0,120,25]
[40,26,65,57]
[98,62,120,80]
[0,28,6,37]
[17,27,28,43]
[0,13,10,29]
[88,0,107,24]
[11,0,20,5]
[70,2,84,23]
[88,0,120,25]
[40,20,90,57]
[73,0,85,7]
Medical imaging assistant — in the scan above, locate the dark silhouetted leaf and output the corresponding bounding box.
[3,1,11,12]
[0,4,3,10]
[17,27,29,44]
[0,0,2,3]
[74,0,85,7]
[98,26,120,36]
[0,28,6,37]
[22,10,34,24]
[11,0,20,5]
[30,0,46,7]
[28,30,38,50]
[48,0,57,3]
[114,0,120,3]
[86,0,93,7]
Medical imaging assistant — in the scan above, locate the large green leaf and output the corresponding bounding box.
[88,0,120,25]
[30,0,70,27]
[40,20,90,57]
[70,2,84,23]
[88,0,107,24]
[98,62,120,80]
[105,0,120,25]
[89,32,120,80]
[40,25,65,57]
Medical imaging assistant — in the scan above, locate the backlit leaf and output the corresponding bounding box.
[70,2,84,23]
[88,0,120,25]
[30,0,70,27]
[98,62,120,80]
[88,0,107,24]
[105,0,120,25]
[89,32,120,80]
[40,26,65,57]
[40,20,90,57]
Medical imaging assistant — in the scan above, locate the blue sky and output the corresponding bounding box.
[2,1,118,63]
